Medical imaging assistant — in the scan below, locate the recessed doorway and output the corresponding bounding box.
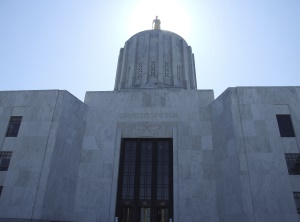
[116,138,173,222]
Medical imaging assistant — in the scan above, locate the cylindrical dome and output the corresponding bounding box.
[114,30,197,91]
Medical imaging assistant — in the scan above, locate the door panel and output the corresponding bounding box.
[140,208,151,222]
[116,139,173,222]
[121,207,134,222]
[156,208,168,222]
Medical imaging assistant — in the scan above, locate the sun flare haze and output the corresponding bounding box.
[0,0,300,101]
[127,0,191,40]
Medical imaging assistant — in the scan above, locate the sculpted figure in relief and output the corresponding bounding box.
[152,16,161,30]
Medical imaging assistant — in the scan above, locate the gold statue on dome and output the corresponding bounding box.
[152,16,161,30]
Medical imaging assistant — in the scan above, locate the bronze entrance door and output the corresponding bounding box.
[116,139,173,222]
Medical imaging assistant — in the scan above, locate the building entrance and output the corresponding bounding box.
[116,138,173,222]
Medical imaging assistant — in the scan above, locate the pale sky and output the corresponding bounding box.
[1,0,299,101]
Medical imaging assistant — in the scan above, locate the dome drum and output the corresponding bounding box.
[114,30,197,91]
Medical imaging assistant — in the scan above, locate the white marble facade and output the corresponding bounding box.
[0,30,299,222]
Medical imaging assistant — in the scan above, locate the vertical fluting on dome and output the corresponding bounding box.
[114,30,197,91]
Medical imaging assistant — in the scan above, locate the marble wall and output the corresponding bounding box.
[0,90,87,222]
[211,87,300,222]
[74,89,216,222]
[0,87,300,221]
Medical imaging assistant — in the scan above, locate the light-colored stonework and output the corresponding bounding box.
[0,30,299,222]
[114,30,197,91]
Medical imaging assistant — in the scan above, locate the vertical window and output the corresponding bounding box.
[293,192,300,214]
[6,116,22,137]
[0,151,13,171]
[139,142,152,201]
[285,153,300,175]
[157,141,170,201]
[0,186,3,197]
[276,115,295,137]
[122,142,137,200]
[116,139,173,222]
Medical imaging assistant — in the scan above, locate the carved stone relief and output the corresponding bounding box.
[118,122,175,138]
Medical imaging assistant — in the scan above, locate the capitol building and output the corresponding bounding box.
[0,26,299,222]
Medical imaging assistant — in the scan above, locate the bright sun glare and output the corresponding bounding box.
[128,0,191,40]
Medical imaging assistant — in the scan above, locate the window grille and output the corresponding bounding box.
[285,153,300,175]
[6,116,22,137]
[293,192,300,214]
[116,139,173,222]
[177,66,181,80]
[150,61,156,77]
[164,62,170,78]
[0,151,12,171]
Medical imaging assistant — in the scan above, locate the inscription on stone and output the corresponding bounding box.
[119,112,178,118]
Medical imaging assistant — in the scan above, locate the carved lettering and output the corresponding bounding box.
[119,112,178,119]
